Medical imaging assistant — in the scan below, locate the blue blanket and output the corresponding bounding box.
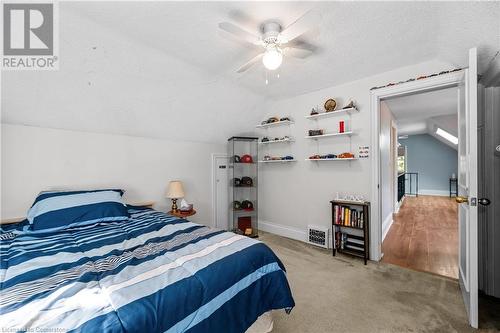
[0,207,294,332]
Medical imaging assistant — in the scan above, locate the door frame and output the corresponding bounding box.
[370,70,465,260]
[211,153,228,228]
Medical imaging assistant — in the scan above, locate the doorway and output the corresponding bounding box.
[380,87,460,279]
[212,154,229,230]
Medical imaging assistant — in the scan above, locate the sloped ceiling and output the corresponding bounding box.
[386,87,458,149]
[2,1,499,143]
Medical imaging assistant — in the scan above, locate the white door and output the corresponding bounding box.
[214,155,229,230]
[457,48,478,328]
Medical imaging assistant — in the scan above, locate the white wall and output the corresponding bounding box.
[1,124,225,224]
[257,60,455,258]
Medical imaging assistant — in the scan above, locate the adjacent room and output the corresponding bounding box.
[380,88,460,279]
[1,1,500,332]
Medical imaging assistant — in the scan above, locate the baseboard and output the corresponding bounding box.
[382,214,393,241]
[259,220,307,243]
[417,189,450,197]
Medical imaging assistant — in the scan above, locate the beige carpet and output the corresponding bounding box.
[259,231,494,333]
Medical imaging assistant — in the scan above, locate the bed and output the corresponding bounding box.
[0,205,294,332]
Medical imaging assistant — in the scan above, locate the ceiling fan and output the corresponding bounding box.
[218,11,319,73]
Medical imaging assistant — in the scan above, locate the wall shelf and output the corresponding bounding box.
[256,120,294,128]
[305,131,353,139]
[305,158,357,161]
[258,138,295,144]
[258,159,297,163]
[305,107,358,119]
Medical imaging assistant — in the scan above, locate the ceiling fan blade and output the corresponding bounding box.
[218,22,261,45]
[279,10,320,43]
[236,53,264,73]
[284,46,313,59]
[287,39,318,53]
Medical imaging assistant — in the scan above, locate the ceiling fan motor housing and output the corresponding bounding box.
[261,21,282,45]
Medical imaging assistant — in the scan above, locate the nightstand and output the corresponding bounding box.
[169,210,196,219]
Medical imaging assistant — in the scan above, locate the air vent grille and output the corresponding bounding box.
[307,225,330,248]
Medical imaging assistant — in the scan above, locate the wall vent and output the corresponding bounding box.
[307,225,330,248]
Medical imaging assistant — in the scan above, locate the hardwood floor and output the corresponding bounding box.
[382,195,458,279]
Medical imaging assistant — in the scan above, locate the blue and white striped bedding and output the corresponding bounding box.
[0,207,294,333]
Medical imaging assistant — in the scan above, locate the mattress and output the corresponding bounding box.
[0,207,294,332]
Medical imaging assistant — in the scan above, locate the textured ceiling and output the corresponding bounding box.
[2,1,499,143]
[67,1,500,99]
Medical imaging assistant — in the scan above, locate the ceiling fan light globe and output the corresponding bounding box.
[262,49,283,70]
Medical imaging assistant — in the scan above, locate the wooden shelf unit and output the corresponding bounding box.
[330,199,370,264]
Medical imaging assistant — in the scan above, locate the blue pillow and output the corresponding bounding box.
[27,189,129,231]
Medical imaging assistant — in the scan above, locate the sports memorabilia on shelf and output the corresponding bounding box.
[324,98,337,112]
[241,200,254,211]
[342,99,356,109]
[370,68,462,90]
[308,129,324,136]
[339,121,345,133]
[308,153,355,160]
[233,200,242,210]
[240,154,253,163]
[228,136,258,238]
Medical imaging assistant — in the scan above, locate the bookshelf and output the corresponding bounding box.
[330,199,370,264]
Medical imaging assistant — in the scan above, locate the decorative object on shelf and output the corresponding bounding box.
[241,176,253,186]
[233,178,241,186]
[331,199,370,264]
[240,154,253,163]
[263,155,271,161]
[228,136,258,238]
[307,153,356,161]
[342,99,356,109]
[279,117,291,122]
[241,200,254,211]
[166,180,185,212]
[310,107,319,115]
[339,120,345,133]
[308,129,324,136]
[370,68,462,90]
[324,98,337,112]
[338,152,355,158]
[261,137,270,142]
[232,155,241,163]
[179,198,193,213]
[266,116,280,123]
[335,192,366,202]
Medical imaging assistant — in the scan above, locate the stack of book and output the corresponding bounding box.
[333,204,364,228]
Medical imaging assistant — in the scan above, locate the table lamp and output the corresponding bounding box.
[166,180,185,212]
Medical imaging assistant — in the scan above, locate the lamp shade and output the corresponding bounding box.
[166,181,185,199]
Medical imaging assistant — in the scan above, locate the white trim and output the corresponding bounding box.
[417,190,450,197]
[211,153,228,229]
[370,70,465,261]
[259,220,307,243]
[382,214,393,241]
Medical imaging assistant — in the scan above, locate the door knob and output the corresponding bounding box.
[455,196,468,204]
[478,198,491,206]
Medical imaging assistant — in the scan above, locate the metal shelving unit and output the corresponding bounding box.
[228,136,259,238]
